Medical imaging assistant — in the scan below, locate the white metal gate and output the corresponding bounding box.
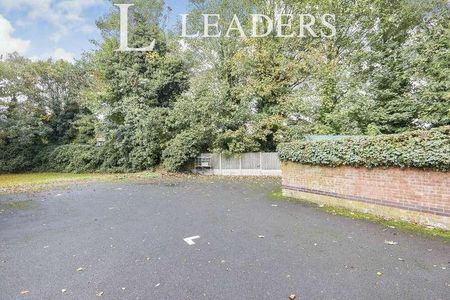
[194,153,281,176]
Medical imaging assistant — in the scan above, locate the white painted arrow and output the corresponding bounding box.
[183,236,200,246]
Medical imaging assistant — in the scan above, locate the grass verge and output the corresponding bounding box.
[324,206,450,240]
[0,172,159,194]
[270,187,450,240]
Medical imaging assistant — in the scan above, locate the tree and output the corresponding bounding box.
[87,0,190,171]
[408,6,450,127]
[0,54,88,172]
[2,0,448,173]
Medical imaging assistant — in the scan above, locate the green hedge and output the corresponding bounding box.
[35,144,103,173]
[162,128,208,172]
[278,126,450,171]
[0,144,41,173]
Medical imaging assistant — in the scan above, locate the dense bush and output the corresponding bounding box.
[36,144,103,173]
[0,144,41,173]
[278,126,450,171]
[162,128,209,172]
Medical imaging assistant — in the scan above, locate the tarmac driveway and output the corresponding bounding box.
[0,178,449,299]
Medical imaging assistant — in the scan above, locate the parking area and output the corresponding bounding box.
[0,178,449,299]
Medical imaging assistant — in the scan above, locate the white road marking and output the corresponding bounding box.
[183,236,200,245]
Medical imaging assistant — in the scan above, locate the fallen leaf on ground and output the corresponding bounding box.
[155,283,160,287]
[76,267,84,272]
[384,240,398,245]
[20,290,30,295]
[377,272,383,276]
[289,294,296,300]
[61,289,67,294]
[258,235,265,238]
[96,291,104,297]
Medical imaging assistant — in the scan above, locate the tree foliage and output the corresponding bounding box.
[1,0,448,173]
[0,55,88,172]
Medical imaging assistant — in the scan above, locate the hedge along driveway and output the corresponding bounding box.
[278,126,450,171]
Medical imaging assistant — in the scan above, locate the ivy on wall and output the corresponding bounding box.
[278,126,450,171]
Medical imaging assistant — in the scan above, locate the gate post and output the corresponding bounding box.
[219,153,222,175]
[260,152,263,175]
[239,156,242,176]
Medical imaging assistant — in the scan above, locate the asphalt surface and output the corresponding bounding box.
[0,178,449,300]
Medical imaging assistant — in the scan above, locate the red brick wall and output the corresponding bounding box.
[282,162,450,217]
